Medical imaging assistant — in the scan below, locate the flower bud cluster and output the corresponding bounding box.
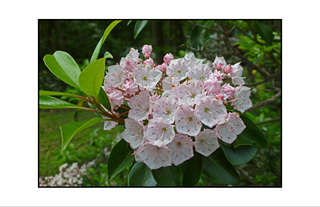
[103,45,252,170]
[39,161,95,186]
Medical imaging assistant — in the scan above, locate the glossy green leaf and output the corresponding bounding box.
[190,26,202,50]
[90,20,122,63]
[128,162,157,186]
[220,141,257,165]
[134,20,148,39]
[152,165,182,186]
[236,114,270,148]
[108,139,134,181]
[39,90,79,98]
[98,88,111,112]
[43,51,81,89]
[182,152,202,186]
[78,58,106,98]
[103,51,113,59]
[202,147,241,185]
[127,20,133,26]
[60,117,104,150]
[39,95,79,109]
[254,21,273,45]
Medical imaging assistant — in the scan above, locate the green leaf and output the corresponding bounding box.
[152,165,182,186]
[128,162,157,186]
[98,88,111,112]
[39,95,79,109]
[202,147,241,185]
[60,117,104,150]
[90,20,122,63]
[190,26,202,50]
[103,51,113,59]
[127,20,133,26]
[220,141,257,165]
[182,152,202,186]
[134,20,148,39]
[236,114,270,148]
[43,51,81,89]
[39,90,79,98]
[254,21,273,45]
[78,58,106,98]
[108,139,134,181]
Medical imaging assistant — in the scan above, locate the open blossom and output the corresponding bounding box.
[108,90,124,110]
[173,79,205,105]
[105,65,125,87]
[126,48,140,62]
[195,96,227,128]
[150,96,179,123]
[123,118,145,149]
[128,90,150,121]
[194,129,220,157]
[166,58,191,81]
[144,118,175,147]
[211,70,225,82]
[231,86,252,113]
[133,64,161,91]
[175,104,202,136]
[230,62,245,85]
[164,53,174,65]
[188,63,212,81]
[135,141,172,170]
[142,45,152,59]
[167,134,194,166]
[215,112,246,144]
[162,76,179,91]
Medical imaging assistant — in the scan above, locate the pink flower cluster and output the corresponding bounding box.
[103,45,252,170]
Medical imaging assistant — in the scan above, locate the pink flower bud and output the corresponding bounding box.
[142,45,152,58]
[143,58,156,67]
[156,63,167,72]
[164,53,174,65]
[224,65,232,74]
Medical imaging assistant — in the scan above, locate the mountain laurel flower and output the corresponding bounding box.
[211,70,225,82]
[123,118,145,149]
[108,90,124,110]
[144,118,175,147]
[143,58,156,67]
[105,65,125,87]
[162,76,179,91]
[166,58,191,81]
[142,45,152,59]
[195,96,227,128]
[215,112,246,144]
[164,53,174,65]
[155,62,167,73]
[194,129,220,157]
[188,63,212,81]
[175,104,202,136]
[221,83,237,100]
[133,64,161,91]
[134,141,171,170]
[231,86,252,113]
[128,90,150,121]
[212,56,226,70]
[204,76,222,95]
[173,79,205,106]
[151,96,179,123]
[123,79,138,96]
[167,134,194,166]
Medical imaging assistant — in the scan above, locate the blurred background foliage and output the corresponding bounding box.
[39,20,281,186]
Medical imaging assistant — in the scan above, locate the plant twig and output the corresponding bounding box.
[245,91,281,112]
[256,117,281,125]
